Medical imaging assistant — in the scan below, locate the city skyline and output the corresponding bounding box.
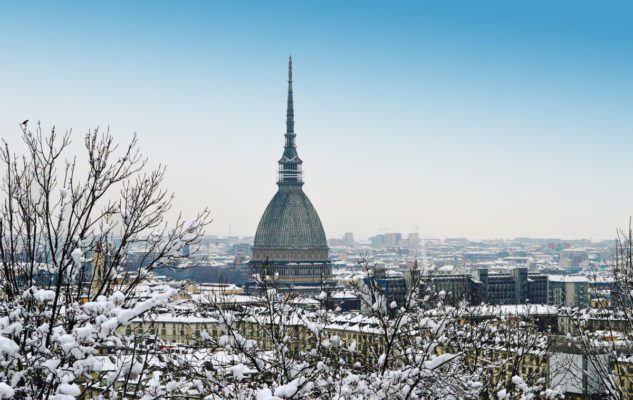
[1,1,632,240]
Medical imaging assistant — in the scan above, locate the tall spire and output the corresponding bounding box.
[286,56,294,138]
[278,56,303,186]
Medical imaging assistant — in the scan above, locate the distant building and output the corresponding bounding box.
[549,337,611,397]
[444,237,469,245]
[406,233,419,250]
[559,248,589,268]
[473,268,547,305]
[227,243,252,256]
[426,273,475,305]
[528,274,549,304]
[328,238,345,247]
[464,251,497,263]
[428,267,549,306]
[344,232,354,248]
[383,233,402,248]
[90,244,106,295]
[548,275,589,308]
[326,291,361,312]
[365,263,407,311]
[182,243,190,257]
[370,234,385,248]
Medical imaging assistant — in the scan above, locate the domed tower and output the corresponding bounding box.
[251,57,332,290]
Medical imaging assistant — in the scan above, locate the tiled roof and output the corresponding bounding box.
[253,186,327,250]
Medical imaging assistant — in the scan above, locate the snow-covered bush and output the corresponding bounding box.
[0,123,210,398]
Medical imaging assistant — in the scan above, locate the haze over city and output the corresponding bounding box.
[1,0,631,239]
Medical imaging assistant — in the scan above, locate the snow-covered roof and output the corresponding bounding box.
[143,313,219,324]
[467,304,558,317]
[191,293,261,305]
[290,297,320,305]
[331,290,358,299]
[548,275,589,283]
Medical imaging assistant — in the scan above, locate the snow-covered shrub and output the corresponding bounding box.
[0,124,210,398]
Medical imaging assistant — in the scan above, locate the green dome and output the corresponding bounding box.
[253,186,328,254]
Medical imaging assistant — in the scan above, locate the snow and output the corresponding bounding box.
[0,318,22,336]
[497,388,510,399]
[137,313,219,324]
[184,218,199,232]
[348,341,357,353]
[57,383,81,396]
[100,317,119,335]
[547,275,589,283]
[33,289,56,302]
[511,375,529,392]
[229,363,247,381]
[331,290,357,299]
[115,289,175,325]
[58,334,77,355]
[42,359,61,372]
[467,304,558,317]
[274,380,299,398]
[438,265,454,272]
[0,336,19,357]
[543,389,561,398]
[166,380,183,392]
[74,325,94,339]
[0,382,14,399]
[396,315,409,328]
[423,353,459,370]
[71,248,83,267]
[50,395,75,400]
[377,353,386,368]
[257,387,281,400]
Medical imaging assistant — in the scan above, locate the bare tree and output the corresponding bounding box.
[350,259,562,400]
[557,219,633,400]
[0,122,211,399]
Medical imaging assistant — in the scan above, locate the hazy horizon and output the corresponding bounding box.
[1,1,631,240]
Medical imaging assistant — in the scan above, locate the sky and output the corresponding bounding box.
[1,0,632,240]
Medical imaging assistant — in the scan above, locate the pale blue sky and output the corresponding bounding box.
[1,1,631,239]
